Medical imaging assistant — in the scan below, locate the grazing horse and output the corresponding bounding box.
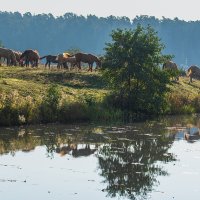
[13,51,23,66]
[20,49,40,67]
[56,53,73,69]
[40,55,58,69]
[187,65,200,83]
[74,52,101,72]
[0,47,17,66]
[163,61,179,81]
[64,57,78,69]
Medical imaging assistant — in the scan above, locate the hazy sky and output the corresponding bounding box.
[0,0,200,21]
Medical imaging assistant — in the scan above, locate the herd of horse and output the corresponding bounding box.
[1,47,200,82]
[0,47,101,72]
[162,60,200,83]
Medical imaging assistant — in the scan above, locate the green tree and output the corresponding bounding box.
[103,25,172,116]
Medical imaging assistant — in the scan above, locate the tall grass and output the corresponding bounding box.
[0,85,123,126]
[1,88,200,126]
[166,92,196,114]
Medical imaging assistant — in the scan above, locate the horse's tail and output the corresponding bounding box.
[40,56,47,60]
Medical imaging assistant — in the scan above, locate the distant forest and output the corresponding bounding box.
[1,11,200,68]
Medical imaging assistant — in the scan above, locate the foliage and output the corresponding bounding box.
[40,84,61,123]
[103,25,172,116]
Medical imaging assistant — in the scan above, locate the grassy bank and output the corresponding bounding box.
[0,66,123,126]
[0,66,200,126]
[167,76,200,114]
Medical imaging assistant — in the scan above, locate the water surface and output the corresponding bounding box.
[1,115,200,200]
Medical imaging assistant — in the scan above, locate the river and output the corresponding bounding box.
[0,115,200,200]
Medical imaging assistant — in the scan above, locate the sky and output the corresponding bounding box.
[0,0,200,21]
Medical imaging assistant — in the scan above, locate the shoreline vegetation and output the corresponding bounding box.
[0,66,199,127]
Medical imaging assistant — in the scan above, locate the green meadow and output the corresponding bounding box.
[0,66,200,126]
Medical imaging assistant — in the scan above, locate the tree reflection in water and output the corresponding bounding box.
[96,123,176,200]
[1,115,200,199]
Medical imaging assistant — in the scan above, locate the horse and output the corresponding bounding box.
[40,55,58,69]
[20,49,40,67]
[55,144,77,157]
[187,65,200,83]
[13,51,23,66]
[74,52,101,72]
[64,57,78,69]
[72,144,97,157]
[163,61,179,81]
[56,53,73,69]
[0,47,17,66]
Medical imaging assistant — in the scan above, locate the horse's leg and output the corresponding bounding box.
[45,61,48,68]
[190,76,192,84]
[26,59,29,67]
[91,63,93,72]
[78,62,81,70]
[88,64,90,72]
[6,58,9,66]
[64,62,68,70]
[88,64,92,72]
[49,62,51,69]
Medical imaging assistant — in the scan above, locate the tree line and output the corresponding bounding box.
[0,12,200,67]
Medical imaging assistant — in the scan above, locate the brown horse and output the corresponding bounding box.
[163,60,179,81]
[20,49,40,67]
[187,65,200,83]
[74,52,101,72]
[56,53,73,69]
[64,57,78,69]
[0,47,17,66]
[13,51,23,66]
[40,55,58,69]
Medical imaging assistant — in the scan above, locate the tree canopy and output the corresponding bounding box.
[102,25,171,116]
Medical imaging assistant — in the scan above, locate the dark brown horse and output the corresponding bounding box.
[20,49,40,67]
[40,55,58,69]
[163,60,179,81]
[74,53,101,72]
[0,47,17,66]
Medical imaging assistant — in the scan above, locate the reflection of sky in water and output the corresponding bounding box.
[0,147,110,200]
[2,141,200,200]
[1,116,200,200]
[151,140,200,200]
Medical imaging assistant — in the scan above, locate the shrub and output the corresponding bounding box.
[40,84,61,123]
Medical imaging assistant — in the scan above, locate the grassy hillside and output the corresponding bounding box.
[0,66,118,126]
[167,76,200,114]
[0,66,200,126]
[0,66,107,101]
